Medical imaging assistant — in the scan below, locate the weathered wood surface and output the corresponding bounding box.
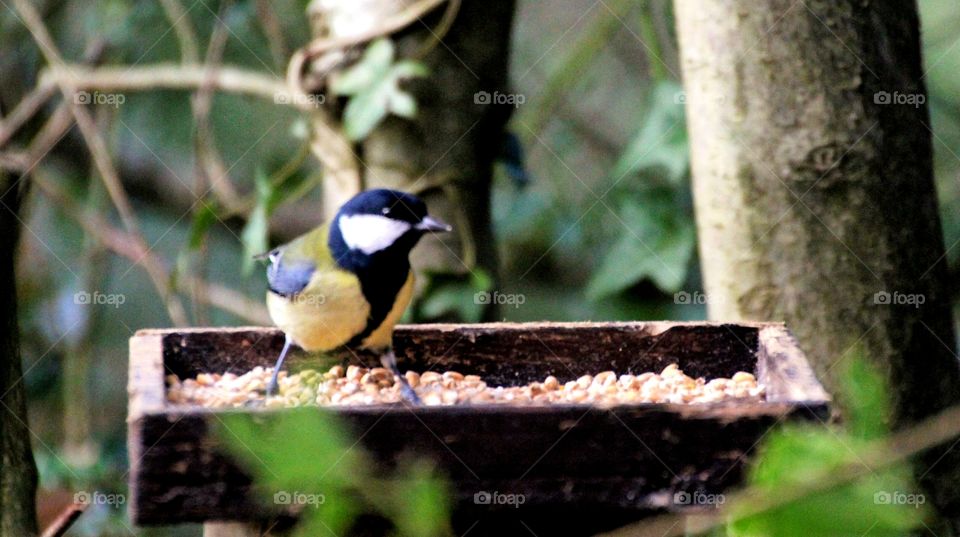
[128,322,829,534]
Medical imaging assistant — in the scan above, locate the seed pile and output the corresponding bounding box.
[166,363,764,408]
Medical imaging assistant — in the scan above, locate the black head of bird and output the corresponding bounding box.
[328,188,452,272]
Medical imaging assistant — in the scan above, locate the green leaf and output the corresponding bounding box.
[418,269,493,323]
[835,353,890,440]
[331,38,428,141]
[390,91,417,119]
[330,39,395,96]
[186,203,218,251]
[586,197,695,298]
[241,169,279,275]
[389,461,450,537]
[392,60,430,79]
[728,356,928,537]
[217,410,451,537]
[341,83,391,141]
[610,80,689,185]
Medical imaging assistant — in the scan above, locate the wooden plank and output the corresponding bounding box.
[757,324,831,405]
[127,333,165,419]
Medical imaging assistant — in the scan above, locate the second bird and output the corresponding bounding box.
[261,189,452,402]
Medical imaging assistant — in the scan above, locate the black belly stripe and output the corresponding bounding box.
[345,262,411,349]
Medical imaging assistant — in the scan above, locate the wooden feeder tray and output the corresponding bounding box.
[128,321,829,534]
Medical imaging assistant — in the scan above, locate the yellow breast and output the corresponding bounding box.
[266,269,414,352]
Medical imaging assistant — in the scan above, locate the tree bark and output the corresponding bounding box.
[675,0,960,527]
[308,0,515,316]
[0,168,39,535]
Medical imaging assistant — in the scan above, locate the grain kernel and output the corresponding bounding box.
[732,371,756,383]
[594,371,616,387]
[420,371,442,384]
[404,371,420,387]
[543,375,560,390]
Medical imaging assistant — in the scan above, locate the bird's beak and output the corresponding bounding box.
[416,215,453,232]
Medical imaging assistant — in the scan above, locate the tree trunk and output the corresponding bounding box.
[0,169,39,535]
[309,0,515,316]
[675,0,960,527]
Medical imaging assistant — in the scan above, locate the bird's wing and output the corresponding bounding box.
[265,224,332,297]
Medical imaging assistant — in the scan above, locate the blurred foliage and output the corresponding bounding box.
[727,357,927,537]
[218,410,451,537]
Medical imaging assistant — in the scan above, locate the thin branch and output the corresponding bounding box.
[40,64,301,109]
[0,38,105,148]
[0,83,57,148]
[286,0,448,90]
[12,0,190,326]
[189,0,241,210]
[39,503,86,537]
[255,0,288,69]
[158,0,201,63]
[31,167,270,325]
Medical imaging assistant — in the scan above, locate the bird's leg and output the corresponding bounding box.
[267,335,294,397]
[381,349,421,405]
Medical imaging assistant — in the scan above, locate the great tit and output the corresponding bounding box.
[261,189,452,401]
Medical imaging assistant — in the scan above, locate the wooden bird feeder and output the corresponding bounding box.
[127,321,829,534]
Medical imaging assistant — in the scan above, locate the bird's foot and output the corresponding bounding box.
[265,377,280,398]
[398,379,421,405]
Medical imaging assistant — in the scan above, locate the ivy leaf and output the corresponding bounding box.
[611,80,689,185]
[418,269,493,323]
[330,39,395,96]
[240,168,280,275]
[186,203,218,251]
[331,38,428,141]
[586,194,695,298]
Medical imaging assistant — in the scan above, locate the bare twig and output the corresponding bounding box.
[31,167,270,325]
[0,39,105,149]
[0,83,57,148]
[255,0,288,69]
[286,0,448,93]
[414,0,460,59]
[186,0,235,324]
[40,64,307,110]
[39,503,86,537]
[190,0,240,210]
[158,0,201,63]
[12,0,190,326]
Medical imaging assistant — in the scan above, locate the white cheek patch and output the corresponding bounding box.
[339,214,411,254]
